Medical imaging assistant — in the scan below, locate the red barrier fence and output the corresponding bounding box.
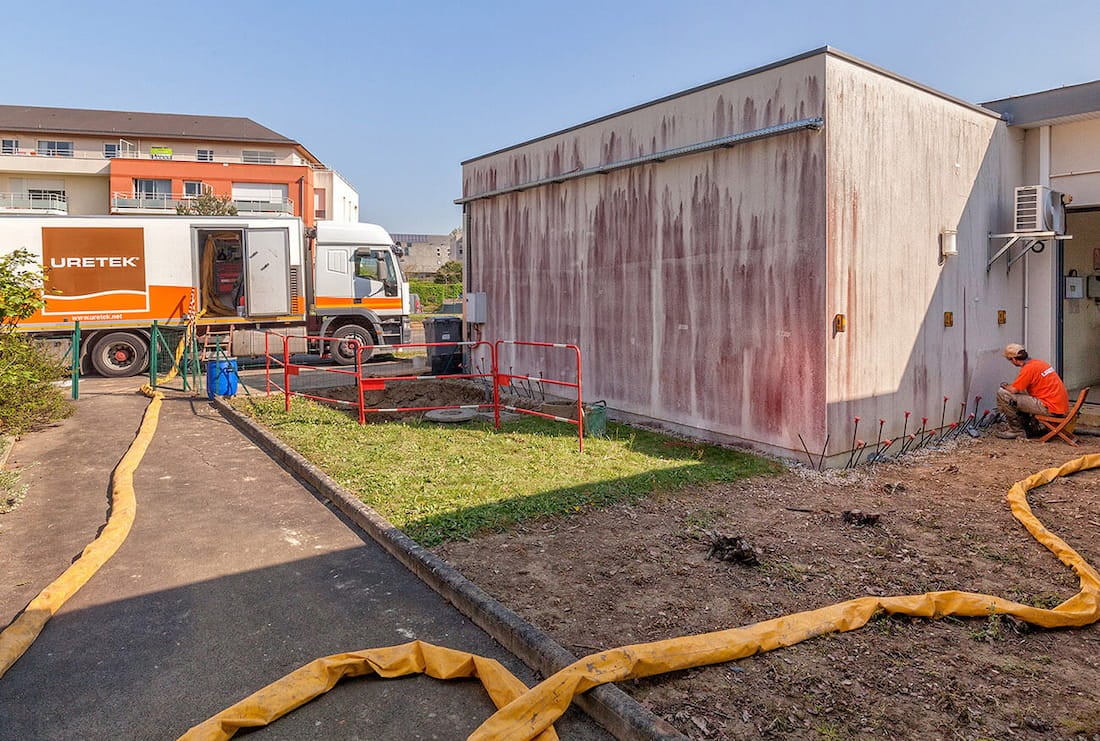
[493,340,584,452]
[256,335,586,451]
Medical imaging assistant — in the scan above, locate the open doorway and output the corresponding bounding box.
[1061,208,1100,390]
[197,228,245,317]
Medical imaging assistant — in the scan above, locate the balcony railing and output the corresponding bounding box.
[111,192,294,214]
[0,146,306,166]
[0,191,68,213]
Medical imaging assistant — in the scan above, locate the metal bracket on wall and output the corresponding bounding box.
[987,231,1072,273]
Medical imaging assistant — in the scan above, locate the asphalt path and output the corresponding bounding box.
[0,377,612,740]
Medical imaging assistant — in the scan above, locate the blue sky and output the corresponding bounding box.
[3,1,1098,233]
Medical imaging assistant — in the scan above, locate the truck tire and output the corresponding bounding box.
[90,332,149,377]
[330,324,374,365]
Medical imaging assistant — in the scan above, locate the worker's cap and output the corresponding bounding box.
[1003,343,1026,359]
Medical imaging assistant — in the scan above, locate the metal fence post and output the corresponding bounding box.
[70,321,80,400]
[149,321,159,387]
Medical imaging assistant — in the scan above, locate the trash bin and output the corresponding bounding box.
[422,317,463,374]
[206,357,239,399]
[583,400,608,437]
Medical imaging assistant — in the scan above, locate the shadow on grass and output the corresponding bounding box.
[402,464,709,545]
[236,395,782,547]
[404,420,780,546]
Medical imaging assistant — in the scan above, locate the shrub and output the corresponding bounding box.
[0,332,72,435]
[409,280,462,312]
[0,249,72,434]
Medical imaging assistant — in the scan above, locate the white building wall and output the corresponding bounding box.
[463,53,829,458]
[825,56,1024,450]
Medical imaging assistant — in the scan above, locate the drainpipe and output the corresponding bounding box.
[297,175,307,226]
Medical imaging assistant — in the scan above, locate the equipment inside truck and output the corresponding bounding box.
[198,229,245,316]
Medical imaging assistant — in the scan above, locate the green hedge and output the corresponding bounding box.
[409,281,462,311]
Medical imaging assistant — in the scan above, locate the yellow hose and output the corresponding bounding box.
[178,641,558,741]
[182,454,1100,741]
[0,388,163,679]
[467,453,1100,740]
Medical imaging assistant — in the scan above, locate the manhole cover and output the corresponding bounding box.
[424,408,477,423]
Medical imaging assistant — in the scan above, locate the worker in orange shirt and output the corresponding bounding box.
[995,343,1069,439]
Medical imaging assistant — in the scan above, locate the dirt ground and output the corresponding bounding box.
[313,379,1100,739]
[430,416,1100,738]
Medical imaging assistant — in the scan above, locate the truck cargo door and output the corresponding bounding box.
[243,228,291,316]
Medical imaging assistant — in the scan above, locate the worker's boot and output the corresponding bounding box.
[994,423,1026,440]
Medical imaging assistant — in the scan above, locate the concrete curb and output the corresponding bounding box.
[213,397,686,741]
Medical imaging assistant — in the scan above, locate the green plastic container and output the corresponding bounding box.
[583,400,607,437]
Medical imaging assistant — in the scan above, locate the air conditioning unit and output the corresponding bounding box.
[1014,185,1066,234]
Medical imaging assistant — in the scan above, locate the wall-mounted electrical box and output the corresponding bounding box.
[464,292,488,324]
[1088,275,1100,300]
[1066,275,1085,299]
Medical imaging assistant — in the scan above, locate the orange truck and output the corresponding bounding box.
[3,214,410,376]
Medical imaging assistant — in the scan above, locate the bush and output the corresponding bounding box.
[0,332,72,435]
[409,281,462,312]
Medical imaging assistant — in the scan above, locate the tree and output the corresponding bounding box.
[435,260,462,285]
[176,187,238,216]
[0,249,46,327]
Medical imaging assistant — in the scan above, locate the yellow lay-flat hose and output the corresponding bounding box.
[467,453,1100,740]
[182,454,1100,741]
[177,640,558,741]
[0,388,163,679]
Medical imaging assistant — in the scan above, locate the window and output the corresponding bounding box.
[197,149,214,162]
[1,139,17,155]
[184,181,205,198]
[242,150,276,164]
[314,188,327,220]
[134,178,172,202]
[37,140,73,157]
[27,188,66,208]
[354,250,399,297]
[104,143,119,159]
[231,182,288,212]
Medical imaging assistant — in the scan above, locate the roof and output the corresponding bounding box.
[0,104,297,146]
[982,79,1100,128]
[462,46,1000,165]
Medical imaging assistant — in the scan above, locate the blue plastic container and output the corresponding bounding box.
[206,358,239,399]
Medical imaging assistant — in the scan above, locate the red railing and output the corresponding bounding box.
[253,334,586,451]
[494,340,584,452]
[350,339,496,425]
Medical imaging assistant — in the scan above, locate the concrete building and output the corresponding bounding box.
[0,105,359,226]
[392,231,462,278]
[458,47,1099,465]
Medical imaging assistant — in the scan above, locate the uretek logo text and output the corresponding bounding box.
[50,256,141,268]
[41,226,147,310]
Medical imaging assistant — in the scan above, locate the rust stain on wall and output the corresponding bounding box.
[464,58,830,455]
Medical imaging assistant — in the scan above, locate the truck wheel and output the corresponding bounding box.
[330,325,374,365]
[90,332,149,377]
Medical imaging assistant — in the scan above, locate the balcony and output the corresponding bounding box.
[0,146,305,166]
[0,191,68,214]
[111,192,294,215]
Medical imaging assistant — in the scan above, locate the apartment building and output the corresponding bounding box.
[0,104,359,225]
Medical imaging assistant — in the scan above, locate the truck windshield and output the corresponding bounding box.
[354,249,401,297]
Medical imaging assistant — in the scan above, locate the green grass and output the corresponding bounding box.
[237,396,780,545]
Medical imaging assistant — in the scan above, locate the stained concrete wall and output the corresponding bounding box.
[823,55,1023,457]
[461,49,1033,462]
[463,53,829,457]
